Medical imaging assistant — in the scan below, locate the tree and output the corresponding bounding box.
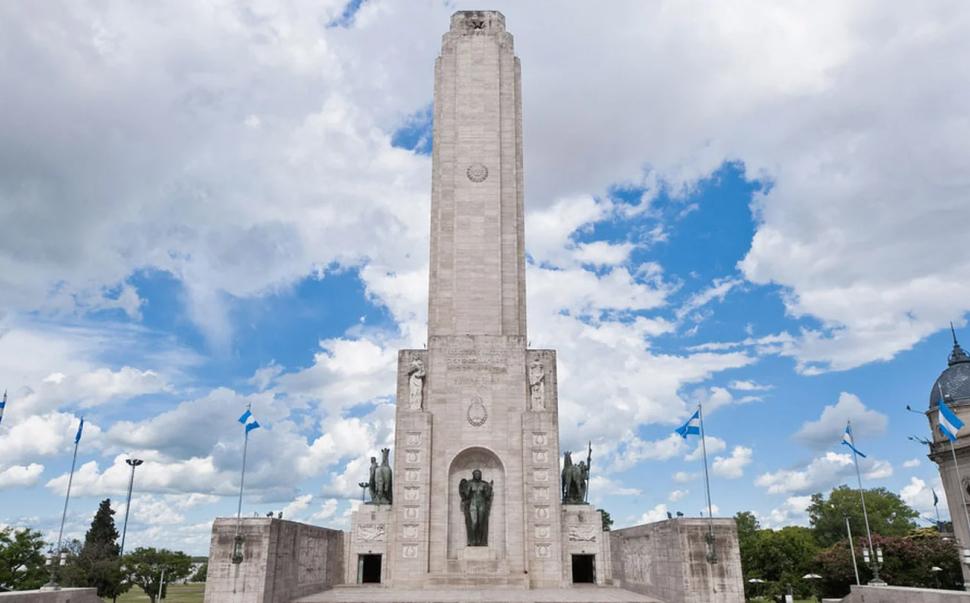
[598,509,614,531]
[62,499,126,598]
[734,511,761,599]
[123,547,193,603]
[808,485,918,547]
[0,527,48,590]
[815,531,962,598]
[741,526,820,600]
[190,560,207,583]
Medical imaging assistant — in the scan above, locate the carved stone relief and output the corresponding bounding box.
[359,524,385,542]
[568,525,598,542]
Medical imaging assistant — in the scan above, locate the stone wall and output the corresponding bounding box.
[204,517,343,603]
[844,584,970,602]
[0,589,100,602]
[560,505,611,586]
[345,505,391,584]
[610,517,743,603]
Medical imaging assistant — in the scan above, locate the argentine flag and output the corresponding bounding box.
[74,417,84,444]
[675,409,701,439]
[238,408,261,434]
[938,395,964,443]
[841,422,866,458]
[0,391,6,427]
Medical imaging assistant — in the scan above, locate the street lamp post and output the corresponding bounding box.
[862,545,885,585]
[114,458,143,603]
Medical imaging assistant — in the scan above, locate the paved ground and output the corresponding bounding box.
[293,585,662,603]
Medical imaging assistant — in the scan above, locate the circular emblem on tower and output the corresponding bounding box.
[467,395,488,426]
[466,163,488,183]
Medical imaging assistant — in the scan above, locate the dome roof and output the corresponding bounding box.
[929,328,970,408]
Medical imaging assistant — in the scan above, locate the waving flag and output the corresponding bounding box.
[74,417,84,444]
[841,422,866,458]
[933,489,939,506]
[938,395,964,443]
[675,409,701,439]
[238,408,261,434]
[0,391,6,427]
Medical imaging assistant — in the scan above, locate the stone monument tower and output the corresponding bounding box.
[345,10,588,588]
[927,330,970,584]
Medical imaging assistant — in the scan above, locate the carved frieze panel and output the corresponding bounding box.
[532,432,548,446]
[534,469,549,482]
[402,524,419,540]
[405,449,420,464]
[532,449,549,464]
[405,468,420,482]
[406,432,422,446]
[404,506,419,520]
[403,487,420,501]
[535,525,551,539]
[535,505,550,520]
[358,524,385,542]
[568,525,598,542]
[535,543,551,558]
[533,486,549,501]
[402,544,418,559]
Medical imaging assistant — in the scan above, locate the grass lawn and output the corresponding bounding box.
[114,583,204,602]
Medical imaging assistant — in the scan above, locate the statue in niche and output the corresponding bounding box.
[370,449,393,505]
[459,469,493,546]
[561,450,590,505]
[407,358,426,410]
[528,358,545,410]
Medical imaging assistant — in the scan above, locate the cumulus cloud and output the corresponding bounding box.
[902,458,921,469]
[685,436,726,462]
[794,392,888,450]
[0,464,44,489]
[638,504,670,524]
[763,495,813,528]
[668,489,688,502]
[755,451,892,495]
[712,446,753,479]
[900,476,947,519]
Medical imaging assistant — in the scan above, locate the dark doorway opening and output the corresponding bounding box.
[572,554,595,583]
[358,554,382,584]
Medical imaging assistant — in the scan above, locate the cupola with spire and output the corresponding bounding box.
[929,323,970,408]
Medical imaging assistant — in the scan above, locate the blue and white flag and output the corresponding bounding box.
[238,408,261,434]
[938,395,964,443]
[841,422,866,458]
[74,417,84,444]
[675,409,701,439]
[0,391,6,427]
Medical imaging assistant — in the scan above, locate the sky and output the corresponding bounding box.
[1,0,969,556]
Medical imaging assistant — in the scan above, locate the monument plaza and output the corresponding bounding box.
[203,12,744,603]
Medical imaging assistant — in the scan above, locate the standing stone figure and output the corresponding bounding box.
[407,358,426,410]
[528,358,545,410]
[372,448,393,505]
[459,469,493,546]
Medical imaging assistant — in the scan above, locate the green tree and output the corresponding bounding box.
[597,509,614,531]
[734,511,761,599]
[62,499,126,598]
[190,560,207,583]
[123,547,193,603]
[0,527,48,590]
[808,485,918,547]
[815,531,962,598]
[738,524,819,600]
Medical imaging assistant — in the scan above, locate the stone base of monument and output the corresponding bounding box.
[293,585,661,602]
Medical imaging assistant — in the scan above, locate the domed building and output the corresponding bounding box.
[928,327,970,585]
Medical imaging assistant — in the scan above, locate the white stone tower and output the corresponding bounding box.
[344,10,607,589]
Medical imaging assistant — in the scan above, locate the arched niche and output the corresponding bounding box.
[447,447,506,559]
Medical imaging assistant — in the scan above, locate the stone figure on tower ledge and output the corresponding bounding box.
[407,357,425,410]
[368,448,393,505]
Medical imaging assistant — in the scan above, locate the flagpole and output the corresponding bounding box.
[845,514,860,585]
[236,427,250,530]
[45,418,82,590]
[848,419,881,584]
[697,403,717,562]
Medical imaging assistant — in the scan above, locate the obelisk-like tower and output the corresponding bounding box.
[386,11,565,588]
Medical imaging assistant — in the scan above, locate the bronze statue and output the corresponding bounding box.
[561,448,590,505]
[367,456,378,502]
[459,469,493,546]
[372,448,393,505]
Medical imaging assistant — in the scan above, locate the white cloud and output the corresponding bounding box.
[685,436,726,462]
[712,446,753,479]
[0,412,100,465]
[756,451,892,495]
[588,475,642,498]
[729,380,772,392]
[673,471,698,483]
[900,476,947,519]
[668,489,688,502]
[0,464,44,489]
[763,495,813,528]
[902,458,921,469]
[794,392,888,450]
[638,503,669,524]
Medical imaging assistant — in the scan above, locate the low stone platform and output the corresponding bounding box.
[294,585,661,602]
